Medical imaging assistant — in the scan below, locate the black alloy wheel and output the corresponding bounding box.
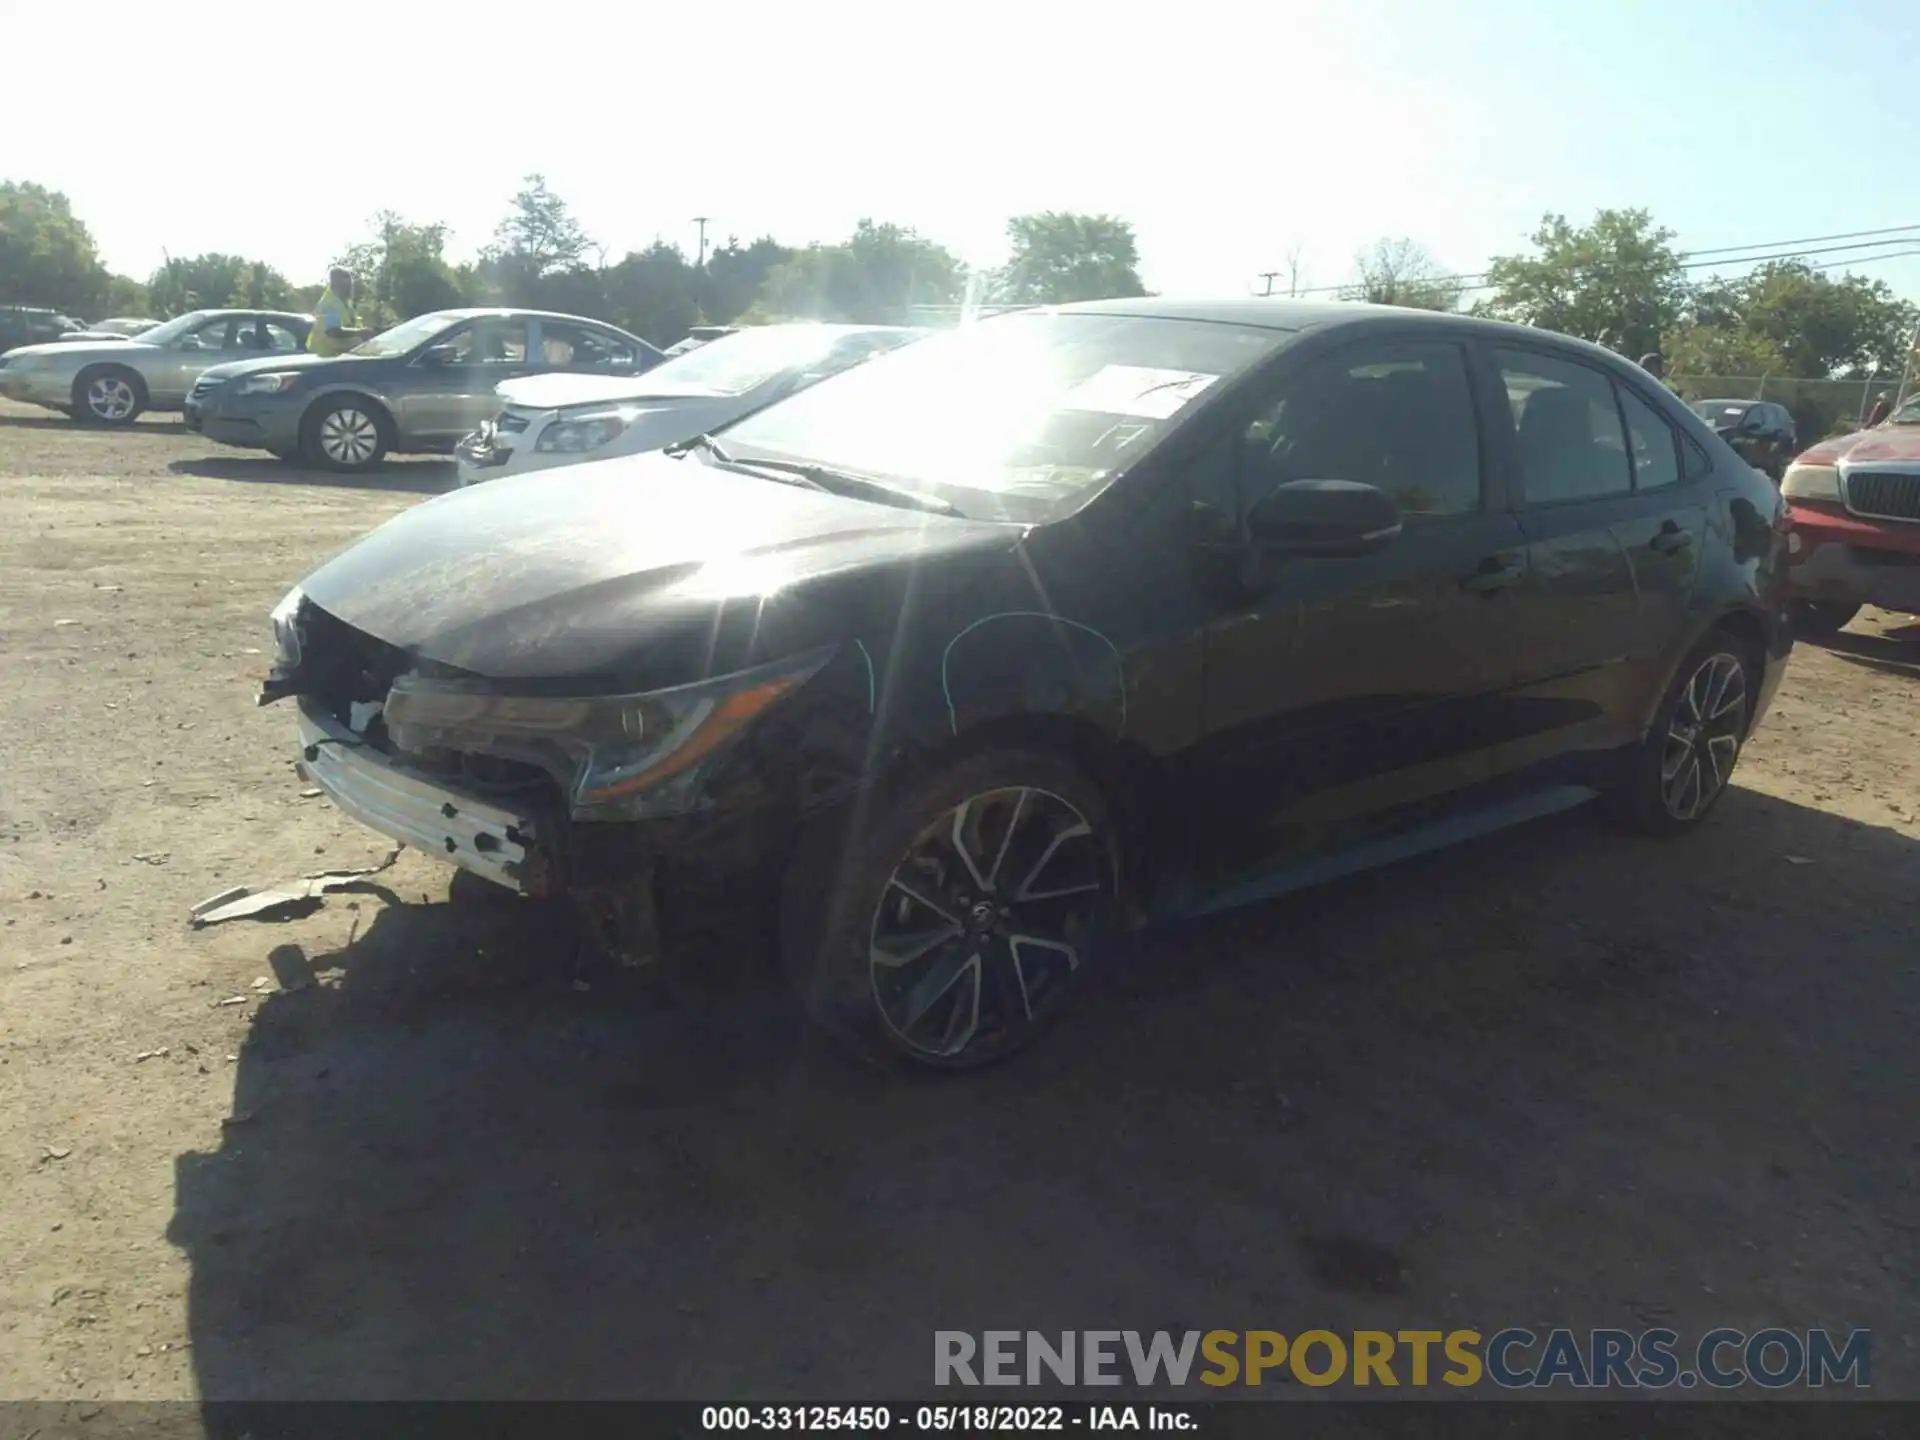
[868,786,1110,1064]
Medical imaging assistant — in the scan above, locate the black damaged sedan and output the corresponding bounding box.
[260,299,1793,1069]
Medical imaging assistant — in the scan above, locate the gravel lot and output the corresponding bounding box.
[1,398,1917,1404]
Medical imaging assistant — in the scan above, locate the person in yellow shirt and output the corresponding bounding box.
[306,268,378,357]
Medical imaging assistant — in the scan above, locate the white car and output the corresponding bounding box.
[454,322,924,486]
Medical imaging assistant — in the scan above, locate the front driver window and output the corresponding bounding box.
[1240,340,1483,521]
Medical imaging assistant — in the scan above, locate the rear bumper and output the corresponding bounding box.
[1787,502,1920,616]
[294,698,554,894]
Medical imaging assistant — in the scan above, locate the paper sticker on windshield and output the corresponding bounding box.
[1063,365,1220,419]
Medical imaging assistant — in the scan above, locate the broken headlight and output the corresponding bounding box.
[268,585,306,671]
[382,647,833,818]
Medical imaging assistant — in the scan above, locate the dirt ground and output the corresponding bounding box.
[1,397,1917,1406]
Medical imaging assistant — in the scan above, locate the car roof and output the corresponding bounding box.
[431,307,640,327]
[1043,296,1646,363]
[189,308,313,322]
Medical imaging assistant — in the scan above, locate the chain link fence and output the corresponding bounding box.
[1669,374,1909,441]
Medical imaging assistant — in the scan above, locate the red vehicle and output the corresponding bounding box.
[1779,392,1920,633]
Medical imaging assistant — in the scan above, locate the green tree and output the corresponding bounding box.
[756,219,963,323]
[1729,261,1917,377]
[148,253,291,316]
[1339,237,1462,311]
[334,213,471,327]
[102,274,150,317]
[602,241,702,345]
[995,211,1146,304]
[482,173,594,306]
[1475,208,1688,358]
[1661,322,1788,385]
[703,235,794,325]
[0,181,109,314]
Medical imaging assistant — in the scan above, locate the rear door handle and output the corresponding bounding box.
[1650,523,1694,554]
[1461,557,1525,593]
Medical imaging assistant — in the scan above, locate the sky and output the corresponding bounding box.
[11,0,1920,304]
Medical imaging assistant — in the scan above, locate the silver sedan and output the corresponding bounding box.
[0,309,313,424]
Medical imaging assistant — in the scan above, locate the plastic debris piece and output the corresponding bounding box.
[188,846,404,927]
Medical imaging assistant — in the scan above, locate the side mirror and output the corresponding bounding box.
[1245,479,1401,559]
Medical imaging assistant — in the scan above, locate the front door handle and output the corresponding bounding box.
[1461,557,1525,593]
[1650,522,1694,554]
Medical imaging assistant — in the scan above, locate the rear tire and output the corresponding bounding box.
[72,367,145,426]
[778,746,1122,1071]
[301,396,389,472]
[1788,600,1859,637]
[1605,631,1756,837]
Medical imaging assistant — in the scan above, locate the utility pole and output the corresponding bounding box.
[692,217,711,269]
[1258,272,1279,297]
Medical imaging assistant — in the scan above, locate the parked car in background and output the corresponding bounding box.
[660,324,738,359]
[260,298,1791,1070]
[186,308,666,471]
[0,309,312,423]
[1689,398,1797,479]
[455,322,925,486]
[60,316,160,341]
[0,305,88,356]
[1780,391,1920,633]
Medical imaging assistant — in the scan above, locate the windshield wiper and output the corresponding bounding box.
[672,435,962,516]
[731,456,965,517]
[663,431,738,463]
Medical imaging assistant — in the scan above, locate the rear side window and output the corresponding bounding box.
[1615,384,1681,492]
[1493,348,1632,504]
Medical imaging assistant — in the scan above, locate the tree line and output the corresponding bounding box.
[5,178,1913,438]
[0,176,1152,345]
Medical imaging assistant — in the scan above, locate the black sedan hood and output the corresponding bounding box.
[298,452,1017,681]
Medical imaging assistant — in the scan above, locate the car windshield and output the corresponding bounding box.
[351,311,463,358]
[720,311,1286,519]
[1888,397,1920,425]
[135,312,215,346]
[641,325,853,396]
[1690,400,1751,427]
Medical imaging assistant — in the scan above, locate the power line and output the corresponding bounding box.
[1267,223,1920,299]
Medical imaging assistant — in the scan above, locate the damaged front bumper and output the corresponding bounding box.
[295,698,554,895]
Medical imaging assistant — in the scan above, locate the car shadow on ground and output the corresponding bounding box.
[167,456,454,495]
[168,789,1920,1405]
[1802,623,1920,680]
[0,412,187,434]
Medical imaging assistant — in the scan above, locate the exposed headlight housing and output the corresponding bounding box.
[236,371,303,395]
[1779,463,1840,503]
[382,647,833,818]
[535,408,634,454]
[268,585,306,670]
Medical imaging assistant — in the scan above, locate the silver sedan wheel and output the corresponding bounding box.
[1661,651,1747,821]
[867,786,1110,1062]
[86,375,138,421]
[317,406,380,467]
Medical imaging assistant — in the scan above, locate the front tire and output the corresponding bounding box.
[1607,632,1755,836]
[779,747,1122,1070]
[72,367,145,426]
[301,397,389,472]
[1788,599,1859,637]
